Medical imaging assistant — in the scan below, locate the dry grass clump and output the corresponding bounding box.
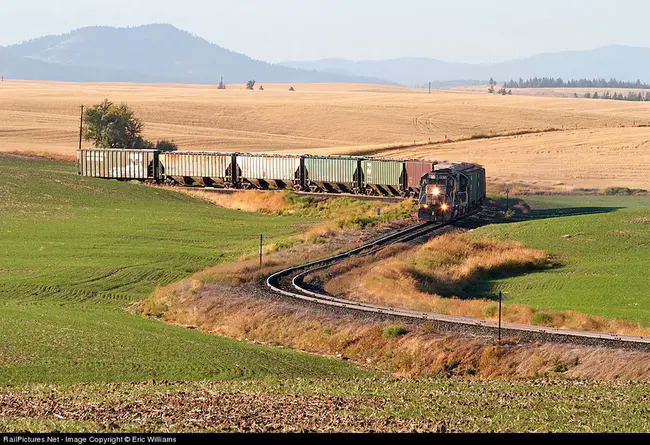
[325,233,548,313]
[139,277,650,380]
[402,233,549,296]
[178,189,294,214]
[630,217,650,224]
[172,188,418,241]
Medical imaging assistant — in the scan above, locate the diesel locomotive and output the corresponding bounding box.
[417,162,486,222]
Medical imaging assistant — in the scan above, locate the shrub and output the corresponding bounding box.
[382,325,408,339]
[156,140,178,152]
[532,311,553,326]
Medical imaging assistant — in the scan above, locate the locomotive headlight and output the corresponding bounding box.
[422,204,429,209]
[441,203,449,211]
[432,187,441,196]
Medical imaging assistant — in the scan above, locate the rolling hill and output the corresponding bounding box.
[0,24,393,85]
[283,45,650,86]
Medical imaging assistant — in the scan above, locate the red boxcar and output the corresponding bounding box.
[405,161,436,192]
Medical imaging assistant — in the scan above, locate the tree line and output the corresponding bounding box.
[577,91,650,101]
[503,77,650,89]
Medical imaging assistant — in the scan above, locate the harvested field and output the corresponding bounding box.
[381,127,650,190]
[2,80,650,189]
[3,379,650,433]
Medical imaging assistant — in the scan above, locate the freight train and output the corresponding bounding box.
[417,162,486,222]
[76,149,486,221]
[76,149,437,197]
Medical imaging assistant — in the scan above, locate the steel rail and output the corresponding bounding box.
[266,215,650,346]
[178,186,407,202]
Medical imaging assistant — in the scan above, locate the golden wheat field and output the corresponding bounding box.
[1,79,649,189]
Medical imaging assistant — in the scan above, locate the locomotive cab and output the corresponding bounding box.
[418,172,455,222]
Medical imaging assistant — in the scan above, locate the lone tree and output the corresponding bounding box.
[83,99,149,148]
[289,86,295,91]
[217,77,226,90]
[83,99,178,151]
[246,80,256,90]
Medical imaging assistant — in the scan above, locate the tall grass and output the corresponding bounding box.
[174,188,417,236]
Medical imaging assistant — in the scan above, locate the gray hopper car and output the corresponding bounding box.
[77,149,440,197]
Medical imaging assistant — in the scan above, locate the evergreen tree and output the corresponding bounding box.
[593,92,599,99]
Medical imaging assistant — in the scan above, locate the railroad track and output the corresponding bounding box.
[267,213,650,349]
[178,187,406,203]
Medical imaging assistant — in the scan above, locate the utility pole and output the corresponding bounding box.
[429,81,431,94]
[78,105,84,150]
[498,291,503,341]
[505,187,510,214]
[259,234,264,267]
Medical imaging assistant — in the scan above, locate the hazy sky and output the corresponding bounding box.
[1,0,649,63]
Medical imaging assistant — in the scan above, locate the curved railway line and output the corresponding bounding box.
[267,212,650,350]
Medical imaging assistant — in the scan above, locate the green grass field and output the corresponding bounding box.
[475,194,650,325]
[0,155,365,384]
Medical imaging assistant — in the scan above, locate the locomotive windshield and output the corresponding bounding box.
[419,173,453,207]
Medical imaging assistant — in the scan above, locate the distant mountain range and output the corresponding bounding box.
[0,24,393,85]
[283,45,650,86]
[1,24,649,87]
